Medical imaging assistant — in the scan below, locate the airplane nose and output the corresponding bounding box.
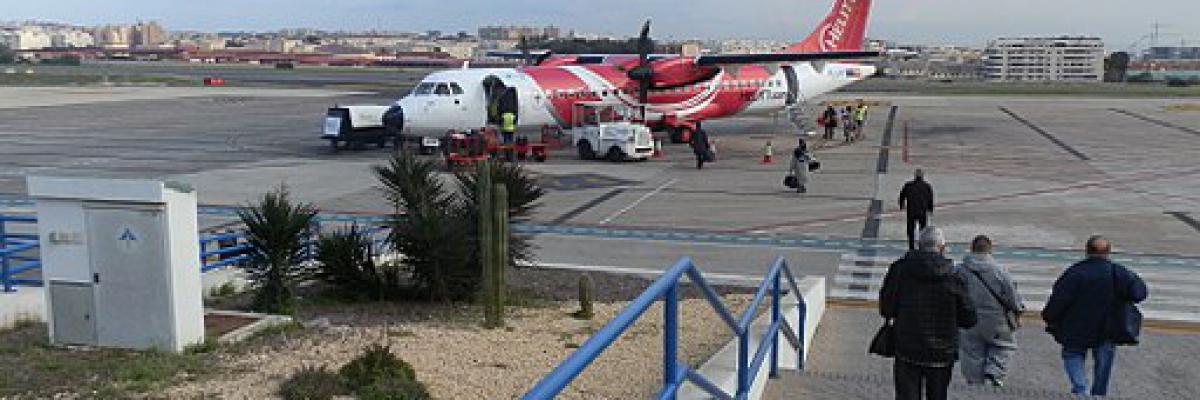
[383,104,404,135]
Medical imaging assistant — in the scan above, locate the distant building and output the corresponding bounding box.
[0,27,52,50]
[477,25,561,40]
[984,36,1104,82]
[1144,46,1200,61]
[131,21,165,47]
[719,39,787,54]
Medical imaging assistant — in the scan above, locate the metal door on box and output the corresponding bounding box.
[85,204,174,350]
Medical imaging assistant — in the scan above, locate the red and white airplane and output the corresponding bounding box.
[384,0,877,143]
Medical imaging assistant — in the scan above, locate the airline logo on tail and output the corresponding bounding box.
[787,0,872,53]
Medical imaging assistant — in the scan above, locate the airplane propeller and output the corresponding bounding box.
[626,19,655,104]
[518,35,532,66]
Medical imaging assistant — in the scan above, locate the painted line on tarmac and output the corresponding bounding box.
[598,178,677,225]
[530,261,762,282]
[998,106,1091,161]
[1166,212,1200,234]
[515,223,1200,269]
[1109,108,1200,137]
[551,188,626,224]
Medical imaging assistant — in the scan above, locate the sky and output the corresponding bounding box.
[7,0,1200,50]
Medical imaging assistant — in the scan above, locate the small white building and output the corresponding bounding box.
[984,36,1105,82]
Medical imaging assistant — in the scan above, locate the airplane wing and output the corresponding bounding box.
[485,50,554,65]
[695,51,880,66]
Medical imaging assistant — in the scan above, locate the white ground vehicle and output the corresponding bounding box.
[322,105,396,150]
[571,102,654,162]
[322,105,440,154]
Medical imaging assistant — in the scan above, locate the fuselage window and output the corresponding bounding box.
[413,82,436,96]
[449,82,464,95]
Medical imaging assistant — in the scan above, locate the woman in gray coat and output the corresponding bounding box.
[788,141,811,193]
[958,235,1024,387]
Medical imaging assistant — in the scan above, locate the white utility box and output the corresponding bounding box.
[28,177,204,352]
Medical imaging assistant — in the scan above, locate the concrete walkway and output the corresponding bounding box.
[764,306,1200,399]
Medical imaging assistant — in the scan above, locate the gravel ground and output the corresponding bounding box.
[166,294,751,399]
[163,268,758,399]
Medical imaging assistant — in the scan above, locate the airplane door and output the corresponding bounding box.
[781,65,800,105]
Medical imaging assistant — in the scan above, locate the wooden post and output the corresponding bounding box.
[478,161,503,328]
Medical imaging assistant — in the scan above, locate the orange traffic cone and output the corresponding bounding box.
[761,140,774,164]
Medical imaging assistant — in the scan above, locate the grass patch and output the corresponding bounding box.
[0,323,215,398]
[0,72,197,87]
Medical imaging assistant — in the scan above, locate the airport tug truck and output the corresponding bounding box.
[571,102,654,162]
[322,105,397,150]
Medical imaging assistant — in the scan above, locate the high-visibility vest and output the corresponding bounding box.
[854,106,868,120]
[501,113,516,133]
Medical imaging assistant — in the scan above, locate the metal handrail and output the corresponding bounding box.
[0,215,397,290]
[522,257,807,400]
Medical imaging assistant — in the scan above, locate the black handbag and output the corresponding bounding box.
[783,175,798,189]
[808,160,821,171]
[1108,265,1143,346]
[869,319,895,357]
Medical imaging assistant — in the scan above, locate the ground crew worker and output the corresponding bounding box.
[899,169,935,250]
[854,100,869,141]
[691,127,712,169]
[500,111,517,144]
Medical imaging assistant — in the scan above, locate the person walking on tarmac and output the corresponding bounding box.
[820,105,838,140]
[854,99,869,141]
[842,105,856,142]
[899,169,935,250]
[690,126,712,169]
[788,140,812,193]
[500,111,517,145]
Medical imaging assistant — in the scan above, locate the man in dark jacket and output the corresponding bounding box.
[690,126,711,170]
[880,226,977,400]
[899,169,935,250]
[1042,236,1148,397]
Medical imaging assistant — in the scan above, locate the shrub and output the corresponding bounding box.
[374,155,475,301]
[238,186,319,314]
[315,224,401,300]
[373,155,544,302]
[455,161,545,266]
[338,345,428,399]
[357,379,431,400]
[279,365,345,400]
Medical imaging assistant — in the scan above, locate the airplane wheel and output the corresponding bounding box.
[606,147,626,162]
[577,141,596,160]
[329,139,341,152]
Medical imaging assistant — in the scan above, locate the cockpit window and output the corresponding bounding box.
[413,82,436,95]
[435,83,451,95]
[449,82,464,95]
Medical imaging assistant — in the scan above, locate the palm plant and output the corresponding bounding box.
[238,186,319,314]
[315,224,400,300]
[374,154,475,301]
[455,161,545,265]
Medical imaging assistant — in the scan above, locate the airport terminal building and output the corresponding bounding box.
[984,36,1105,82]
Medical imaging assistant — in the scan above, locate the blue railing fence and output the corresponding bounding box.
[0,215,41,292]
[523,257,807,400]
[1,214,392,290]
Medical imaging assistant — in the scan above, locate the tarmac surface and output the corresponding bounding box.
[1,85,1199,398]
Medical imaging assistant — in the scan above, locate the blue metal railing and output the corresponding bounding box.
[1,214,393,289]
[0,215,41,292]
[523,257,807,400]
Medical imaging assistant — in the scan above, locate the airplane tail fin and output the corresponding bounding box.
[785,0,872,53]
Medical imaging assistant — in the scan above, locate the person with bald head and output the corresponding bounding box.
[879,226,977,400]
[1042,236,1148,397]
